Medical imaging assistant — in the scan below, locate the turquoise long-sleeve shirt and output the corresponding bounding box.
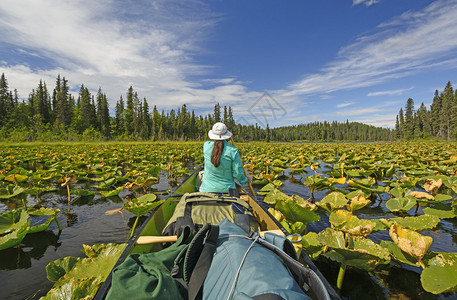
[200,140,248,193]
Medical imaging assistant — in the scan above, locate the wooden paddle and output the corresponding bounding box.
[230,137,257,200]
[136,229,284,245]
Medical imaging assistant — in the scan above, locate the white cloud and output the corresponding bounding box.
[337,102,354,108]
[288,0,457,97]
[367,87,414,97]
[352,0,380,7]
[0,0,221,105]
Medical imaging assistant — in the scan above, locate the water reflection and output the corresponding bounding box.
[0,230,61,270]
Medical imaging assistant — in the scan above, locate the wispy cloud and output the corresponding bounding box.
[337,102,354,108]
[0,0,221,105]
[367,86,414,96]
[352,0,380,7]
[287,0,457,97]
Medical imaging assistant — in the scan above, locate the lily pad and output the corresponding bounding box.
[0,185,26,199]
[48,243,127,290]
[323,237,390,271]
[346,194,370,212]
[421,252,457,294]
[329,210,376,237]
[385,196,417,212]
[301,232,324,259]
[263,189,290,205]
[317,228,346,249]
[389,224,433,267]
[123,194,163,216]
[423,207,457,219]
[46,256,82,282]
[0,209,30,250]
[383,214,440,232]
[317,192,349,212]
[100,187,124,198]
[275,199,320,225]
[42,275,103,300]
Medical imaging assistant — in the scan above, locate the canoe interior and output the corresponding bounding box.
[132,169,282,255]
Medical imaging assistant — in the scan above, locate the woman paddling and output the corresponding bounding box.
[199,122,249,193]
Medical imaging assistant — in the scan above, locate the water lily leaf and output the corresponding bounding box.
[409,191,434,201]
[346,189,370,199]
[347,177,376,189]
[0,209,29,234]
[147,165,162,177]
[389,186,409,198]
[275,199,320,225]
[380,240,422,267]
[42,276,103,300]
[301,232,324,259]
[0,185,26,199]
[317,192,348,212]
[384,214,440,231]
[268,207,284,222]
[329,210,376,237]
[291,194,317,211]
[288,221,307,235]
[423,178,442,193]
[389,224,433,266]
[326,177,346,186]
[317,228,346,249]
[51,243,127,289]
[434,194,453,202]
[4,173,28,183]
[123,194,163,216]
[385,197,417,212]
[72,189,95,198]
[28,207,60,216]
[0,209,30,250]
[346,194,370,212]
[100,186,124,198]
[421,252,457,294]
[423,207,457,219]
[46,256,82,282]
[263,189,290,204]
[345,170,361,177]
[26,186,58,196]
[442,176,457,189]
[28,215,56,234]
[96,177,117,189]
[324,237,390,271]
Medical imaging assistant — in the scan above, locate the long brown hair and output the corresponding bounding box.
[211,140,224,167]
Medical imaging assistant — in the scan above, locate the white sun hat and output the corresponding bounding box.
[208,122,232,140]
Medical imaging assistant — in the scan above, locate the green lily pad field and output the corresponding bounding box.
[1,141,457,299]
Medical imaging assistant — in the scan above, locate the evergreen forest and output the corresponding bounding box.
[0,73,454,143]
[395,81,457,140]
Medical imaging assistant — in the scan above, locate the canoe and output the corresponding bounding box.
[94,167,340,300]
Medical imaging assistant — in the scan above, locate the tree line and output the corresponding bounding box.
[0,73,394,142]
[395,81,457,140]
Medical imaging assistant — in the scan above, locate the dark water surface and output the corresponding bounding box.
[1,167,457,299]
[0,172,176,300]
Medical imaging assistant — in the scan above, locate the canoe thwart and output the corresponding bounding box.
[136,229,285,245]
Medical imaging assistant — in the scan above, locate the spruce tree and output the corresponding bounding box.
[404,98,415,139]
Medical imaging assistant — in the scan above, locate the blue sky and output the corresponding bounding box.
[1,0,457,129]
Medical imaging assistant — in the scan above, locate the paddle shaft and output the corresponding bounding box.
[230,137,257,200]
[136,229,284,245]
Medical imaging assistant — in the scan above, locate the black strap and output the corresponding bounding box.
[187,225,219,300]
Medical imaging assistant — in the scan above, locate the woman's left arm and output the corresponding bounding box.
[232,149,248,185]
